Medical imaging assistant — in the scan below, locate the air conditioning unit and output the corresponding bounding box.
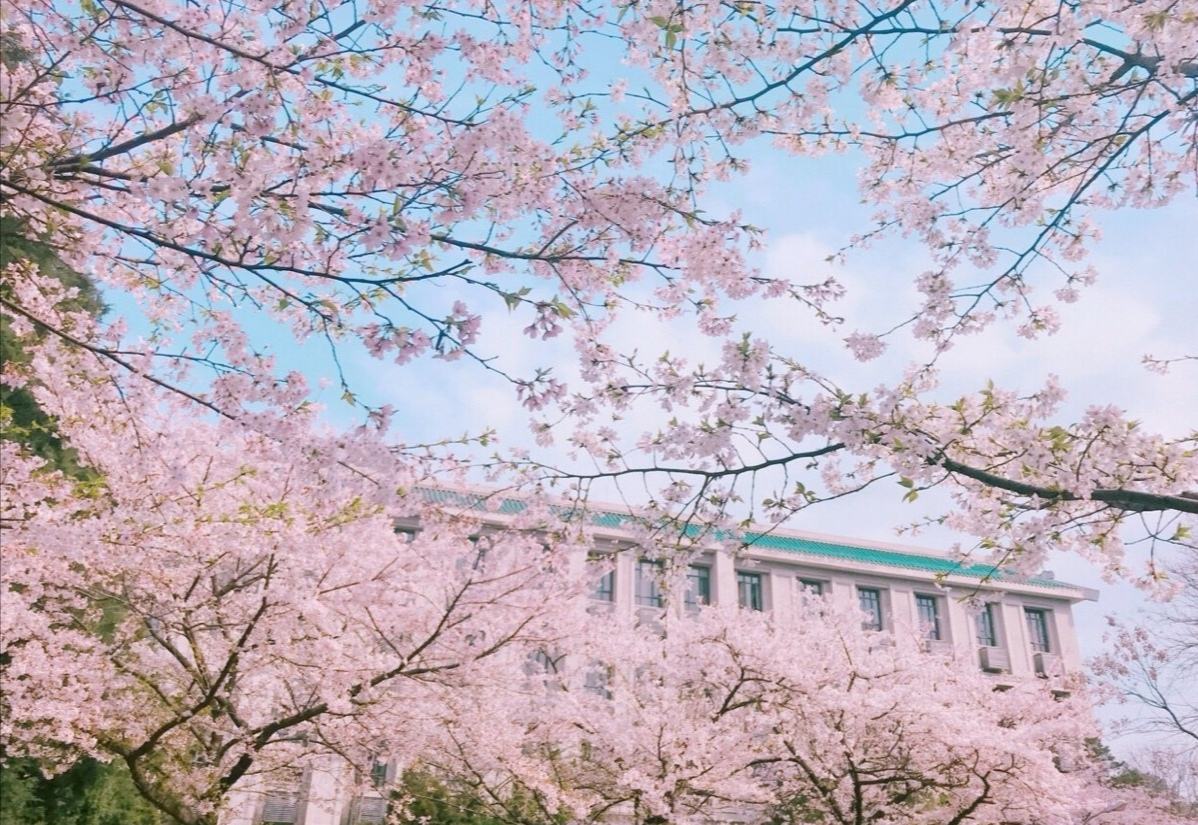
[353,795,389,825]
[1034,652,1062,677]
[635,609,666,636]
[921,639,953,656]
[868,635,896,653]
[586,600,616,616]
[979,646,1010,673]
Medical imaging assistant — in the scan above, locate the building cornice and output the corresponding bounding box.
[408,486,1099,603]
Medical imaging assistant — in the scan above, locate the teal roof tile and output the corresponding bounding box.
[412,488,1069,591]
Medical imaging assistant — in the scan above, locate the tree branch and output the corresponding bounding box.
[936,455,1198,514]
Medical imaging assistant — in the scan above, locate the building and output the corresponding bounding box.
[225,489,1097,825]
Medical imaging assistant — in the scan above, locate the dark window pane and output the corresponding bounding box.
[584,664,612,698]
[915,594,941,640]
[686,565,711,606]
[636,559,664,607]
[799,579,823,596]
[1024,608,1051,653]
[976,604,998,647]
[737,571,763,611]
[858,587,883,631]
[589,556,615,602]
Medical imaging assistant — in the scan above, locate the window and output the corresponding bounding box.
[915,594,941,640]
[635,559,664,607]
[354,797,388,825]
[1024,608,1051,653]
[593,570,614,601]
[976,603,999,647]
[798,579,824,597]
[369,759,389,788]
[259,768,303,825]
[527,648,561,675]
[525,649,565,692]
[686,565,711,607]
[260,789,300,825]
[857,587,883,631]
[584,664,612,699]
[468,535,488,571]
[589,555,615,602]
[737,571,763,611]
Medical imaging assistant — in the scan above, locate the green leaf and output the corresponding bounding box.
[501,286,531,311]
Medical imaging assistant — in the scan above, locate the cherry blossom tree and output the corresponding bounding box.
[0,299,1189,822]
[1092,550,1198,810]
[1071,752,1198,825]
[0,302,587,824]
[427,600,1103,825]
[1,0,1194,591]
[1095,619,1198,768]
[2,1,1197,821]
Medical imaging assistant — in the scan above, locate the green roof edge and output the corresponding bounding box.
[413,488,1073,592]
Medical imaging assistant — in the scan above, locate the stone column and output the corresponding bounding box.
[713,550,737,607]
[615,548,636,620]
[300,761,346,825]
[998,600,1032,677]
[890,586,916,634]
[943,589,976,660]
[768,569,792,623]
[1053,606,1082,674]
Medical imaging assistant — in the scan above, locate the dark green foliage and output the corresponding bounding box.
[765,791,838,825]
[0,216,104,476]
[0,223,155,825]
[0,758,163,825]
[398,772,564,825]
[400,772,518,825]
[1086,738,1154,789]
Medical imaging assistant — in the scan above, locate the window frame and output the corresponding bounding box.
[976,603,999,648]
[798,578,825,597]
[258,768,304,825]
[914,593,942,641]
[369,759,390,789]
[588,554,615,602]
[737,570,764,611]
[583,662,613,699]
[857,586,884,631]
[1024,607,1052,653]
[685,564,712,607]
[635,559,665,608]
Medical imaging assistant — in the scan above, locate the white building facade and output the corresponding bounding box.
[224,495,1097,825]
